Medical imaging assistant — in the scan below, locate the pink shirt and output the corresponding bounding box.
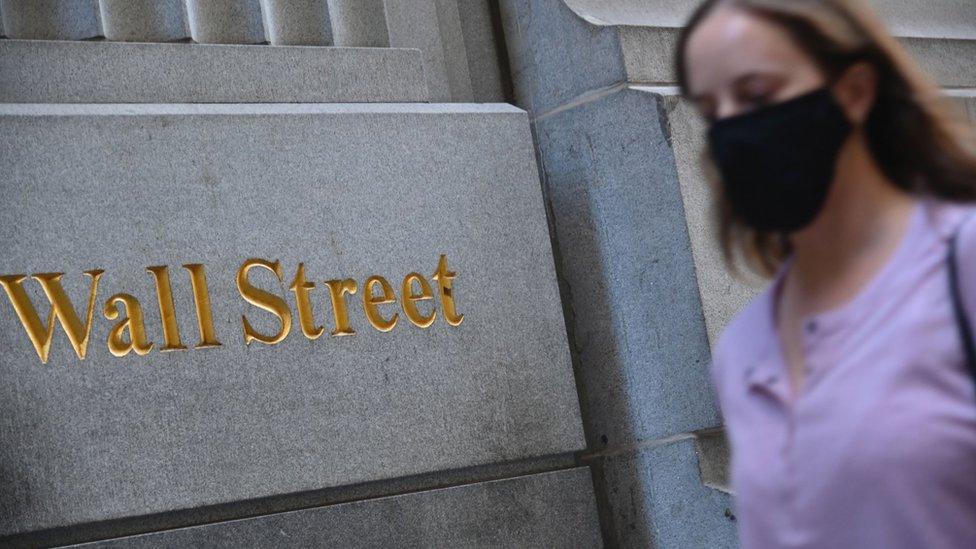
[712,198,976,548]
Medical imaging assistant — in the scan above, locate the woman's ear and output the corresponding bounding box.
[831,62,878,124]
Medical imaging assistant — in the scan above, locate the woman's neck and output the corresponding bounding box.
[787,133,916,306]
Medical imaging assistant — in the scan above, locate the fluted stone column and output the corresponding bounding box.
[184,0,264,44]
[457,0,506,102]
[260,0,331,46]
[99,0,187,42]
[0,0,100,40]
[327,0,388,47]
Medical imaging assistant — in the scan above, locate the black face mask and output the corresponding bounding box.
[707,87,852,233]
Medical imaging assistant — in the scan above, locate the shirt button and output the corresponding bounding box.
[805,320,818,334]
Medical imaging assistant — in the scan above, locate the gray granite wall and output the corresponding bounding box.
[499,3,737,546]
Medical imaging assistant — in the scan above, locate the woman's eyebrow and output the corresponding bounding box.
[731,71,779,89]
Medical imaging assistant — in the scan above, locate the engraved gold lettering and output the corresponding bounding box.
[184,264,222,349]
[288,263,324,340]
[103,293,153,357]
[237,258,292,345]
[146,265,187,351]
[401,272,436,328]
[0,270,104,363]
[1,254,465,363]
[363,275,398,332]
[432,255,463,326]
[323,278,357,336]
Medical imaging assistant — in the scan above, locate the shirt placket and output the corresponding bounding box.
[745,322,828,546]
[744,351,794,538]
[787,315,832,545]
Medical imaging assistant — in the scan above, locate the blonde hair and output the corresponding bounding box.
[675,0,976,276]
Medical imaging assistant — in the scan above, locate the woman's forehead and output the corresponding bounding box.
[685,8,814,94]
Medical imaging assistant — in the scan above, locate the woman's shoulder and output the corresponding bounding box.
[952,201,976,246]
[940,200,976,307]
[915,197,976,322]
[921,197,976,242]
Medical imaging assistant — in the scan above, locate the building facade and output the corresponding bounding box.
[0,1,973,547]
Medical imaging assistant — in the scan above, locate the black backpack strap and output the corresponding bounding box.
[947,215,976,382]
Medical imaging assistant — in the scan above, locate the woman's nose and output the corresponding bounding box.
[714,99,742,121]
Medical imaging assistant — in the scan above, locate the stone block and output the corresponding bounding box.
[616,26,679,85]
[185,0,265,44]
[327,0,388,47]
[73,469,603,548]
[0,0,100,40]
[900,37,976,88]
[0,102,584,537]
[695,429,732,492]
[259,0,332,46]
[385,0,472,102]
[98,0,188,42]
[0,39,430,103]
[533,86,721,447]
[956,92,976,121]
[870,0,976,39]
[592,437,737,548]
[499,0,626,115]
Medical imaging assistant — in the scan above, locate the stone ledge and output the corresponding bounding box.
[3,456,582,547]
[71,468,603,548]
[0,39,430,103]
[617,27,976,90]
[561,0,976,40]
[589,436,735,547]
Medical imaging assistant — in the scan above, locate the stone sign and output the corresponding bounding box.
[0,103,586,538]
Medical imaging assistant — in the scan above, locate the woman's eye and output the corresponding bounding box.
[741,92,773,108]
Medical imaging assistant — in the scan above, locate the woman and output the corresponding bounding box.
[675,0,976,547]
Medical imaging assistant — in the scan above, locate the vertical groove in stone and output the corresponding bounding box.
[99,0,187,42]
[0,0,101,40]
[259,0,331,46]
[327,0,388,47]
[458,0,507,102]
[184,0,265,44]
[384,0,472,102]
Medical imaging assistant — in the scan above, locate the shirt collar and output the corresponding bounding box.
[739,200,928,393]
